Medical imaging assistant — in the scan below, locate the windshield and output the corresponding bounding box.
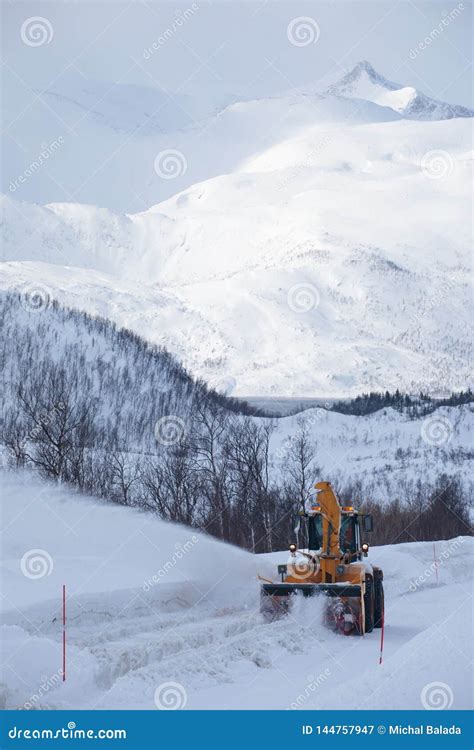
[307,515,322,550]
[340,515,356,553]
[301,514,357,553]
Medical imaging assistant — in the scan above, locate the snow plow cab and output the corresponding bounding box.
[260,481,384,634]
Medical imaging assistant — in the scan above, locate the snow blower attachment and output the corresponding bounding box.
[260,481,384,634]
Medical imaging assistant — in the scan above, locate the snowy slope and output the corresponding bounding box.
[1,115,472,396]
[3,73,394,212]
[2,71,241,211]
[326,61,474,120]
[272,404,473,501]
[3,61,470,210]
[2,292,472,502]
[33,74,202,135]
[1,471,472,711]
[1,62,472,396]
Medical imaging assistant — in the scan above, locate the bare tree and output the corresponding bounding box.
[142,443,200,526]
[17,368,94,481]
[227,419,276,552]
[1,413,28,468]
[192,402,233,541]
[284,415,318,509]
[109,450,141,506]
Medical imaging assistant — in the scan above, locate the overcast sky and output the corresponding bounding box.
[2,0,473,108]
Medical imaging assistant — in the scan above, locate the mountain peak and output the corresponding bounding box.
[326,61,473,121]
[327,61,399,97]
[351,60,379,76]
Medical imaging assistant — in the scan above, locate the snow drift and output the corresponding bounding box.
[0,470,472,711]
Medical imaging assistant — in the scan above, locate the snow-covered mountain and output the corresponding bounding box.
[0,290,211,455]
[1,62,472,396]
[32,72,239,136]
[1,470,472,710]
[326,61,474,120]
[2,71,401,211]
[2,292,472,506]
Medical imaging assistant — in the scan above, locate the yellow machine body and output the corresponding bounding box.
[260,481,384,635]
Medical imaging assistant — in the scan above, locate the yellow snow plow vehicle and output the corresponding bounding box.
[260,481,384,635]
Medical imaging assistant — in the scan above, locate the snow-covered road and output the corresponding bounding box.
[1,471,472,711]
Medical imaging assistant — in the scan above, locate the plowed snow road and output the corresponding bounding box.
[1,472,472,710]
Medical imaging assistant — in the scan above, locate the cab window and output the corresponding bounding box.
[307,515,322,551]
[340,516,356,553]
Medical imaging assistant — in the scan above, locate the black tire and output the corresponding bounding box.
[374,578,384,629]
[363,575,375,634]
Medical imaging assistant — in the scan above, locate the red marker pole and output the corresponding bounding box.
[379,611,385,666]
[62,584,66,682]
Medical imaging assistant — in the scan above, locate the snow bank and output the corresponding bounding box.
[0,471,272,617]
[1,470,472,711]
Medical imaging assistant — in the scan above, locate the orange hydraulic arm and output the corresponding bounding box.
[314,481,342,583]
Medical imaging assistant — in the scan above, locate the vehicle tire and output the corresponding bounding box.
[363,575,375,634]
[374,578,384,629]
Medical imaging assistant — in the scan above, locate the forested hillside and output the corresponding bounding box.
[1,293,471,551]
